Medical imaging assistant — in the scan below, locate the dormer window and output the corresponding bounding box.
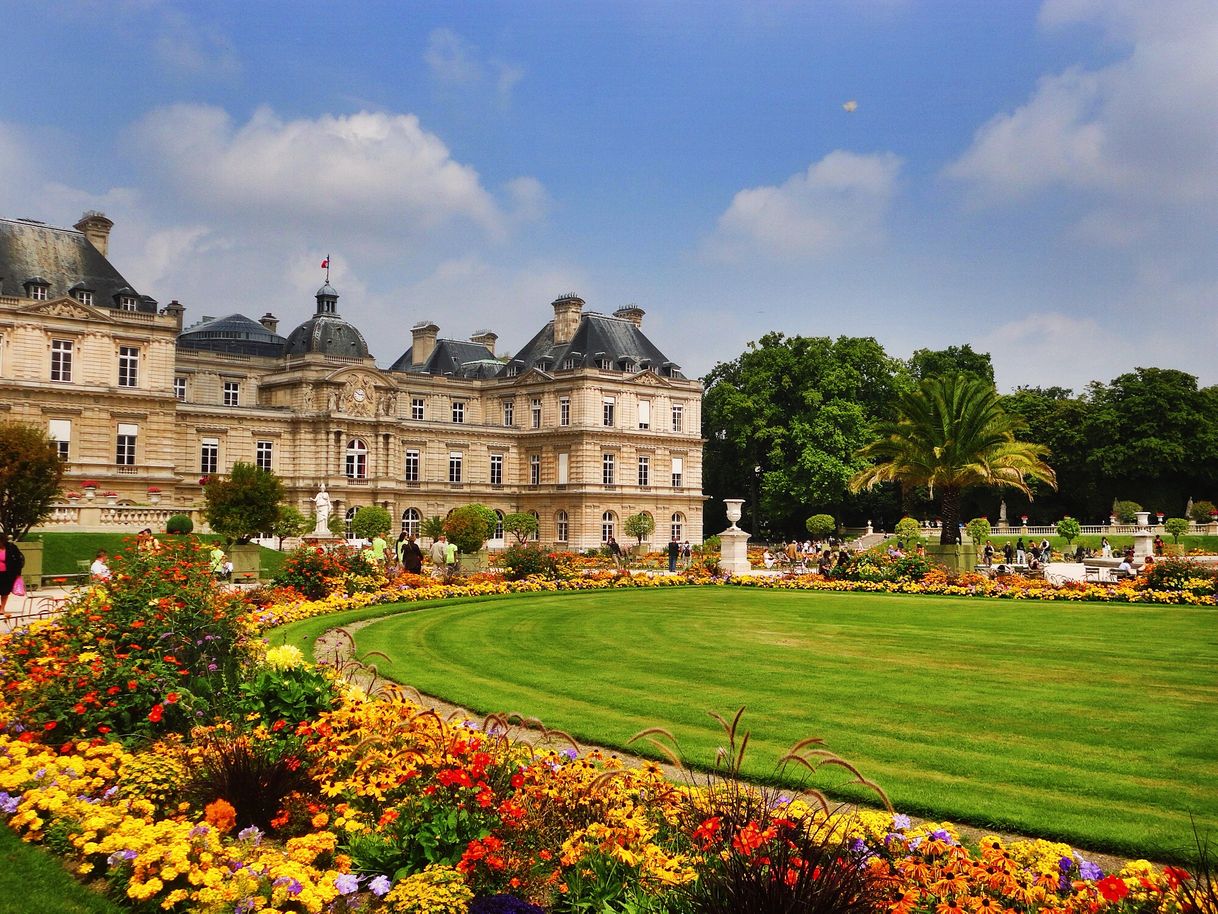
[76,291,93,306]
[24,278,49,301]
[597,359,612,371]
[562,357,576,370]
[119,296,137,311]
[505,365,519,378]
[32,286,48,301]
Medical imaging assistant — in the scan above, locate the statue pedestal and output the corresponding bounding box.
[302,533,345,550]
[719,528,752,575]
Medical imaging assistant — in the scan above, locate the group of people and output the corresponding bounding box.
[982,537,1051,570]
[761,539,854,575]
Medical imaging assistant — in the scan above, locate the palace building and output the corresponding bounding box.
[0,212,705,548]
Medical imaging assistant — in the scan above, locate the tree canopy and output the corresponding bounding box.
[0,421,64,540]
[202,462,283,544]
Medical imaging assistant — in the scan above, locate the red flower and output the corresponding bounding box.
[127,680,138,691]
[44,721,57,731]
[97,725,111,734]
[271,719,286,732]
[165,692,180,704]
[1097,876,1130,902]
[1164,867,1191,890]
[148,703,164,723]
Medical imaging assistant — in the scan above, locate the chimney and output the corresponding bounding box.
[470,329,497,356]
[552,293,584,345]
[259,312,279,334]
[411,321,439,366]
[163,299,186,330]
[74,211,114,257]
[613,304,645,328]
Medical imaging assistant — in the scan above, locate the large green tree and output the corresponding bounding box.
[0,421,64,540]
[909,344,995,385]
[850,375,1057,544]
[702,333,907,536]
[202,462,284,544]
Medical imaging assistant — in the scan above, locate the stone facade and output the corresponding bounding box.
[0,214,705,549]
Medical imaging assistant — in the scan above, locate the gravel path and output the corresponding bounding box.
[307,613,1136,872]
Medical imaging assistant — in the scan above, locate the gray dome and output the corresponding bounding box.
[284,314,369,359]
[178,313,286,357]
[316,282,339,299]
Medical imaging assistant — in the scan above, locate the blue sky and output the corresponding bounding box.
[2,0,1214,390]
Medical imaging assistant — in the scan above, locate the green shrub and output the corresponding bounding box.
[1113,500,1142,524]
[239,663,336,729]
[623,512,656,545]
[965,517,991,545]
[804,513,835,538]
[894,516,922,543]
[1056,517,1081,544]
[166,513,194,535]
[203,462,284,544]
[351,505,392,540]
[502,511,539,544]
[444,504,497,554]
[1164,517,1190,543]
[701,535,721,553]
[1189,500,1217,524]
[500,543,558,580]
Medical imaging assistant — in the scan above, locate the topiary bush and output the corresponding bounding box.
[351,505,392,540]
[1113,500,1143,523]
[444,504,497,555]
[805,513,836,538]
[1164,517,1190,543]
[965,517,991,545]
[166,513,194,534]
[1056,517,1081,544]
[1189,500,1216,524]
[894,516,922,543]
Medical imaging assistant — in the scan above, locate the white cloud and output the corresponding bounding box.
[152,8,241,78]
[132,104,509,236]
[425,27,524,106]
[948,2,1218,206]
[705,150,903,261]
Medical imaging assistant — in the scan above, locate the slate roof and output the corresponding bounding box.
[0,217,152,312]
[283,285,371,359]
[389,339,504,376]
[504,312,684,379]
[178,313,287,358]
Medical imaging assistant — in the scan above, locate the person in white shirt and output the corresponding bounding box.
[90,550,111,580]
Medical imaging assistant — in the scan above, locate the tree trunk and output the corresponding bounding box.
[939,487,962,544]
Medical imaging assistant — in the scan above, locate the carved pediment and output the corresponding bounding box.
[19,297,114,323]
[627,369,672,387]
[510,367,554,385]
[323,367,398,417]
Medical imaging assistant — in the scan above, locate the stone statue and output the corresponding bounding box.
[302,386,314,410]
[313,484,332,536]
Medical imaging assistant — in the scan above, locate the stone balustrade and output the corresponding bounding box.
[34,503,207,534]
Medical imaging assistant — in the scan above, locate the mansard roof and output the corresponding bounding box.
[178,313,287,358]
[389,338,504,377]
[0,217,151,311]
[505,312,684,379]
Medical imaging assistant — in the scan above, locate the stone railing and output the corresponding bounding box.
[34,503,207,534]
[917,521,1218,538]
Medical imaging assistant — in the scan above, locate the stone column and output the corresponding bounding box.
[719,498,752,575]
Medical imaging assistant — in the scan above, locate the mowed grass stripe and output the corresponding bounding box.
[354,588,1217,860]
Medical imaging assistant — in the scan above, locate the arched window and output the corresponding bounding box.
[671,512,685,542]
[401,507,421,537]
[494,509,505,541]
[345,438,368,479]
[640,511,654,542]
[601,510,616,543]
[529,510,541,541]
[344,506,358,540]
[556,510,569,543]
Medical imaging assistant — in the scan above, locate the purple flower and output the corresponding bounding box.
[237,826,262,843]
[932,829,955,845]
[1059,856,1074,873]
[891,813,911,831]
[190,825,210,838]
[234,899,257,914]
[369,875,392,897]
[562,747,578,760]
[1078,859,1103,881]
[0,792,20,815]
[335,873,360,895]
[274,876,303,896]
[1059,873,1072,893]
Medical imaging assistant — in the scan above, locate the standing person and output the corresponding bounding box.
[400,534,424,575]
[667,538,679,573]
[90,549,111,580]
[443,537,459,576]
[1003,541,1014,564]
[429,535,448,579]
[607,535,623,569]
[370,531,388,566]
[1153,534,1165,556]
[1101,536,1112,558]
[682,541,692,568]
[210,544,228,579]
[983,541,995,567]
[1015,542,1026,565]
[393,531,409,572]
[0,533,26,617]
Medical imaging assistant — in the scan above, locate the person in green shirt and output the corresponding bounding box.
[370,533,388,566]
[209,545,229,580]
[443,539,458,576]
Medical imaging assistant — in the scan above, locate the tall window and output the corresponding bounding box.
[671,456,683,488]
[557,451,569,485]
[174,377,186,401]
[346,439,368,479]
[556,510,569,543]
[531,398,542,429]
[118,346,139,388]
[602,453,615,485]
[494,510,505,541]
[411,397,425,421]
[602,397,615,427]
[449,452,463,484]
[529,510,541,540]
[671,403,684,432]
[503,400,514,426]
[671,512,685,542]
[256,440,273,472]
[529,454,541,486]
[489,453,503,486]
[597,358,612,370]
[404,449,420,483]
[51,339,73,382]
[401,507,421,536]
[601,511,616,542]
[200,437,218,474]
[49,419,71,461]
[223,381,241,407]
[116,423,138,466]
[638,455,650,486]
[345,507,357,540]
[560,397,570,426]
[638,399,650,429]
[451,400,465,423]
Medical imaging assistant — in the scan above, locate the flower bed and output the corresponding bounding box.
[0,540,1208,913]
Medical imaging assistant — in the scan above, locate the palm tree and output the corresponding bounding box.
[849,375,1056,544]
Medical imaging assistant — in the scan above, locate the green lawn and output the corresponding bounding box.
[352,587,1218,861]
[36,532,285,577]
[0,826,123,914]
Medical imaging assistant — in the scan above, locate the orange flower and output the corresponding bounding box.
[204,798,237,834]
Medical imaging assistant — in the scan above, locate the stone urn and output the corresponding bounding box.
[83,486,96,500]
[148,491,162,505]
[724,498,745,531]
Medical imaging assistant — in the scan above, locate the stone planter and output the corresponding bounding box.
[105,495,118,506]
[149,492,161,504]
[458,549,488,574]
[228,544,263,583]
[924,543,980,573]
[17,539,43,590]
[83,487,96,500]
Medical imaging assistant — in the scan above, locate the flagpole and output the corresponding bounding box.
[325,254,331,284]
